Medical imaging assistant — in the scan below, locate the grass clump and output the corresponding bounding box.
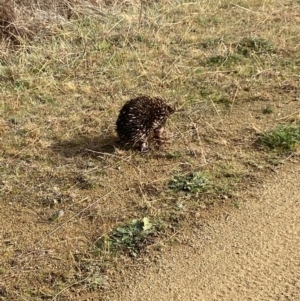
[262,105,274,115]
[259,124,300,153]
[168,172,209,194]
[205,54,242,67]
[96,217,161,257]
[198,37,223,49]
[236,37,274,56]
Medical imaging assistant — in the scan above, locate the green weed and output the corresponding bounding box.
[259,124,300,153]
[96,217,161,257]
[168,172,209,194]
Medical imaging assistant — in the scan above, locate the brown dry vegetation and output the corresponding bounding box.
[0,0,300,300]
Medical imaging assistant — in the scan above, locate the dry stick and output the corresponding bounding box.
[13,291,29,301]
[23,189,116,252]
[169,119,189,145]
[188,116,200,141]
[230,2,261,14]
[208,96,220,116]
[162,55,183,81]
[276,110,300,121]
[51,274,92,301]
[85,148,149,180]
[146,162,184,186]
[105,17,124,37]
[252,68,273,78]
[127,39,149,81]
[154,1,197,21]
[230,86,239,113]
[204,121,227,142]
[138,0,143,29]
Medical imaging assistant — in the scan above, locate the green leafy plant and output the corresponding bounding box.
[96,217,160,257]
[168,172,209,194]
[259,125,300,153]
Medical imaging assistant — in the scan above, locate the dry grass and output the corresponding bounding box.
[1,0,300,299]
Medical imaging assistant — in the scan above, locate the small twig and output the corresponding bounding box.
[105,17,124,36]
[12,291,30,301]
[230,86,239,113]
[208,96,220,116]
[51,274,92,301]
[204,121,222,136]
[248,123,263,134]
[85,148,148,180]
[138,0,143,29]
[251,69,273,78]
[230,2,261,14]
[275,110,300,121]
[22,189,115,253]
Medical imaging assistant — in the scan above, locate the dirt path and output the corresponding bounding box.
[109,162,300,301]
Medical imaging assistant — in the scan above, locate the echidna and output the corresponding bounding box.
[116,96,175,152]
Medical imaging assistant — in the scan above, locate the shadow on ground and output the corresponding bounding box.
[51,134,119,158]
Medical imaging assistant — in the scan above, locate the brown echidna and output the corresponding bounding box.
[116,96,175,152]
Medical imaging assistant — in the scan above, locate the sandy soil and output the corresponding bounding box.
[108,161,300,301]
